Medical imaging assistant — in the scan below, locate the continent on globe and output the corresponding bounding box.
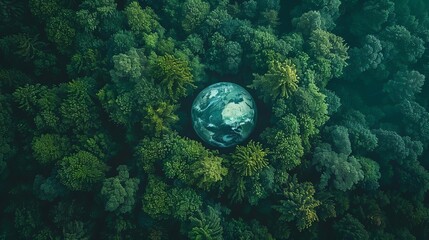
[191,82,257,148]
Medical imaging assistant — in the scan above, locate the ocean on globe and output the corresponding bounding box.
[191,82,257,148]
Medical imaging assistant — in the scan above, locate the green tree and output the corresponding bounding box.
[142,101,178,136]
[383,70,425,102]
[57,151,108,191]
[110,48,142,81]
[249,59,299,102]
[152,54,195,100]
[169,187,202,221]
[100,165,140,214]
[29,0,60,19]
[231,141,269,177]
[45,12,76,51]
[13,84,46,112]
[308,29,349,84]
[124,2,161,35]
[293,11,324,35]
[142,175,171,220]
[33,175,67,201]
[32,134,69,165]
[191,154,228,190]
[333,214,369,240]
[273,176,321,231]
[349,0,394,36]
[380,25,425,64]
[398,100,429,145]
[188,206,223,240]
[357,157,381,191]
[313,143,364,191]
[181,0,210,32]
[261,114,304,171]
[135,136,169,174]
[223,219,275,240]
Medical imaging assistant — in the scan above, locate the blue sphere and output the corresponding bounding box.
[191,82,257,148]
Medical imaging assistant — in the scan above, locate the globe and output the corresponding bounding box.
[191,82,257,148]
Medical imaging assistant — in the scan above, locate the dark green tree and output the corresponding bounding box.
[100,165,140,214]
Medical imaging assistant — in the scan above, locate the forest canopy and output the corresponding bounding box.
[1,0,429,239]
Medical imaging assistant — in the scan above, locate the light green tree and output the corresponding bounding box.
[249,59,299,102]
[231,140,269,177]
[152,54,195,100]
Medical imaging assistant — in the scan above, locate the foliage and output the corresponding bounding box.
[142,101,178,136]
[231,140,268,177]
[188,206,223,240]
[273,176,321,231]
[57,151,108,191]
[249,59,299,102]
[100,165,140,214]
[333,214,369,240]
[32,134,69,165]
[152,54,195,100]
[313,143,364,191]
[3,0,429,239]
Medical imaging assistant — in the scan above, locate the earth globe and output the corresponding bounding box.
[191,82,257,148]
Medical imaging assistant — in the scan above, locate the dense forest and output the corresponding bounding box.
[1,0,429,239]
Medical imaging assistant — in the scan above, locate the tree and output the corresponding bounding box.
[308,29,349,84]
[231,141,269,177]
[398,100,429,145]
[162,134,227,189]
[383,70,425,101]
[191,154,228,190]
[249,59,299,102]
[323,125,352,155]
[313,143,364,191]
[261,114,304,171]
[107,31,136,56]
[124,2,161,35]
[60,79,99,133]
[380,25,425,64]
[348,35,383,74]
[169,187,202,221]
[207,40,243,74]
[13,84,47,112]
[372,129,409,162]
[33,174,67,201]
[57,151,108,191]
[110,48,142,81]
[142,101,179,136]
[293,11,324,35]
[333,214,369,240]
[223,219,274,240]
[101,165,140,214]
[181,0,210,33]
[32,134,69,165]
[29,0,60,19]
[341,111,378,154]
[273,176,321,231]
[142,175,171,220]
[152,54,195,100]
[45,12,76,51]
[357,157,381,191]
[349,0,394,36]
[188,206,223,240]
[135,136,169,174]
